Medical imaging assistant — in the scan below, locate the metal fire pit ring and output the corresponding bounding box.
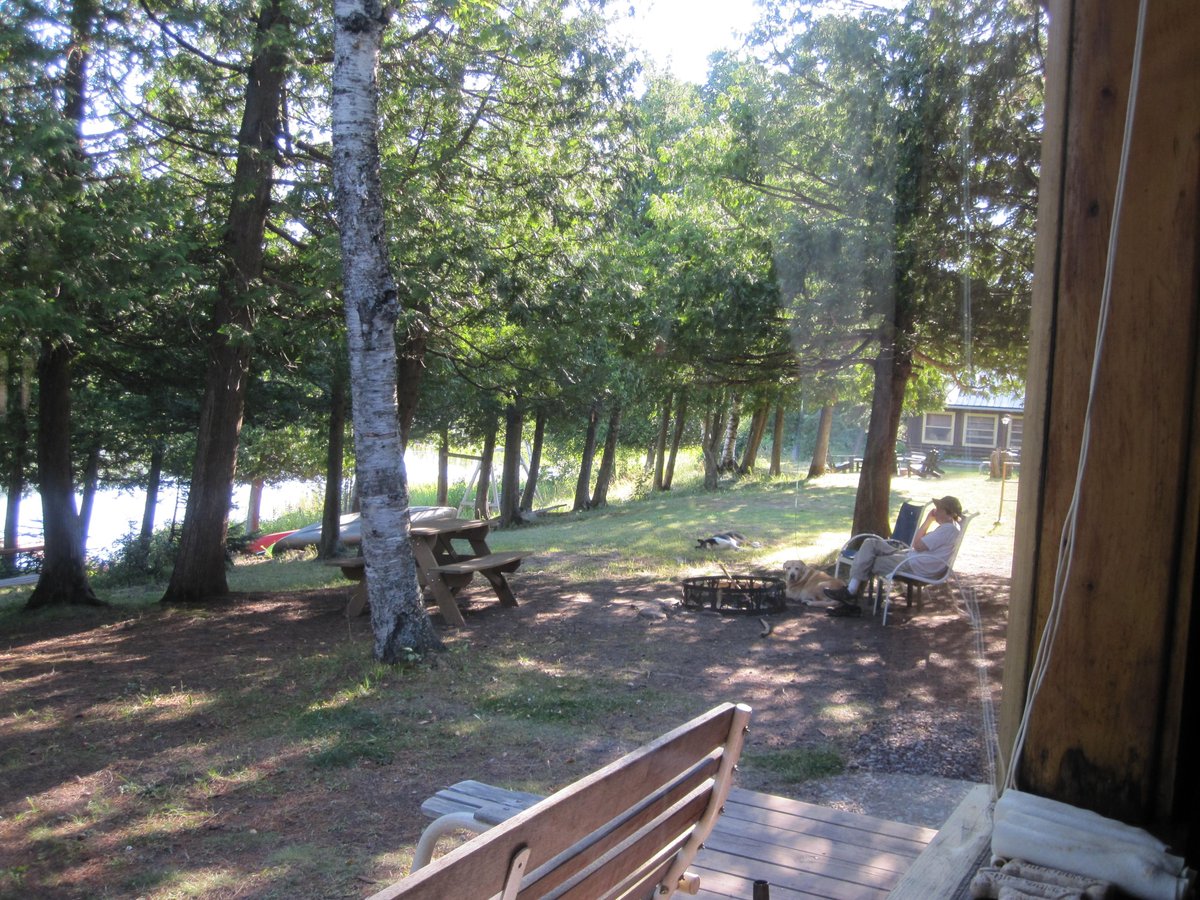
[681,575,786,615]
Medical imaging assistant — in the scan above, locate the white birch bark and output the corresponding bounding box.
[332,0,441,658]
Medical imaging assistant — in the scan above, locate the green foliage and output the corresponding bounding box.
[0,0,1040,609]
[91,529,181,587]
[257,504,325,535]
[736,0,1043,379]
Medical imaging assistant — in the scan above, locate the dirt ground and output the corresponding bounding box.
[0,547,1009,899]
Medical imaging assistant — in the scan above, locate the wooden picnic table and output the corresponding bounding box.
[325,517,528,626]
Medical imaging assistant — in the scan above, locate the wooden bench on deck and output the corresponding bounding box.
[369,702,751,900]
[409,775,969,898]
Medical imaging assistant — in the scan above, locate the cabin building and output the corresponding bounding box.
[903,389,1024,465]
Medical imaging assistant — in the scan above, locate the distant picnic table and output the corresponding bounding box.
[325,518,528,626]
[0,545,44,583]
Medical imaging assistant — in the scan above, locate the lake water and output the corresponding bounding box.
[1,450,474,558]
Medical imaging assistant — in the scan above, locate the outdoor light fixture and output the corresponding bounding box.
[997,415,1013,523]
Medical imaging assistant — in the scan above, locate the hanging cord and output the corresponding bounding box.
[960,60,973,376]
[1004,0,1150,792]
[955,580,1000,797]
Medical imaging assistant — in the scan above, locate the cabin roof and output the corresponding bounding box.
[944,387,1025,413]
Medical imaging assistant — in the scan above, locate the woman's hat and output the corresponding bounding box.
[933,496,963,519]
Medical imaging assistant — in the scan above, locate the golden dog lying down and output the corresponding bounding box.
[782,560,845,606]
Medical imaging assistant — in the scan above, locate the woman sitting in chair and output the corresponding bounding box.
[823,496,963,617]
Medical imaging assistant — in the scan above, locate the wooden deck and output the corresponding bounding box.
[416,777,973,899]
[691,787,938,899]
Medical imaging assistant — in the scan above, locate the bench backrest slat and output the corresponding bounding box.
[548,786,709,900]
[371,702,750,900]
[519,755,717,897]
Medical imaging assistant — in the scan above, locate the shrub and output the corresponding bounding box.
[92,528,181,586]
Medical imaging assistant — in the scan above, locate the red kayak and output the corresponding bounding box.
[246,530,297,555]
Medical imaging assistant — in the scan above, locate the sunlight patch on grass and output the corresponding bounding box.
[130,864,242,897]
[192,764,262,797]
[818,700,872,730]
[112,685,214,727]
[3,706,59,732]
[257,842,351,894]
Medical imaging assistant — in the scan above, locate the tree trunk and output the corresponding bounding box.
[474,419,498,520]
[26,341,101,608]
[573,403,599,511]
[738,401,770,475]
[332,0,440,658]
[519,408,546,512]
[590,402,622,508]
[396,319,428,449]
[652,393,670,491]
[163,0,289,605]
[3,353,32,550]
[808,404,834,478]
[138,440,163,557]
[769,402,785,477]
[318,364,347,559]
[26,0,101,609]
[703,394,726,491]
[78,444,100,556]
[719,395,740,472]
[245,478,264,534]
[498,403,523,527]
[664,394,687,490]
[437,427,450,507]
[851,341,912,537]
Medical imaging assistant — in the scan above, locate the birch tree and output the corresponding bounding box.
[332,0,441,659]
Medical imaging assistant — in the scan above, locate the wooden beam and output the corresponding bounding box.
[999,0,1200,829]
[888,785,993,900]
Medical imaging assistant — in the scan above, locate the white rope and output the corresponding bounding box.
[1004,0,1150,792]
[956,580,1000,798]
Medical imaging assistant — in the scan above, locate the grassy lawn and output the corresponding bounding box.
[480,464,1017,581]
[1,462,1017,621]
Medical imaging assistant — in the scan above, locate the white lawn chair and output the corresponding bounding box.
[874,512,978,625]
[835,500,929,580]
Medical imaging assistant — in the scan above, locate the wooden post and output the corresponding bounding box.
[999,0,1200,837]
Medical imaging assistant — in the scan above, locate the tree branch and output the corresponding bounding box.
[139,1,247,76]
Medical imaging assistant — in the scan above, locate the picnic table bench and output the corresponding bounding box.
[325,517,529,626]
[369,702,751,900]
[833,456,863,472]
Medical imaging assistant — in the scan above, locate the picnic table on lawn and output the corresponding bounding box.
[325,518,528,627]
[0,545,44,584]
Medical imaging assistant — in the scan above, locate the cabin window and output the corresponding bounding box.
[922,412,955,445]
[964,413,998,448]
[1007,415,1024,452]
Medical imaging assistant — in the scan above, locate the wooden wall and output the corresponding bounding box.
[998,0,1200,848]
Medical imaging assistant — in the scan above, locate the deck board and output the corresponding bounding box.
[693,787,938,899]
